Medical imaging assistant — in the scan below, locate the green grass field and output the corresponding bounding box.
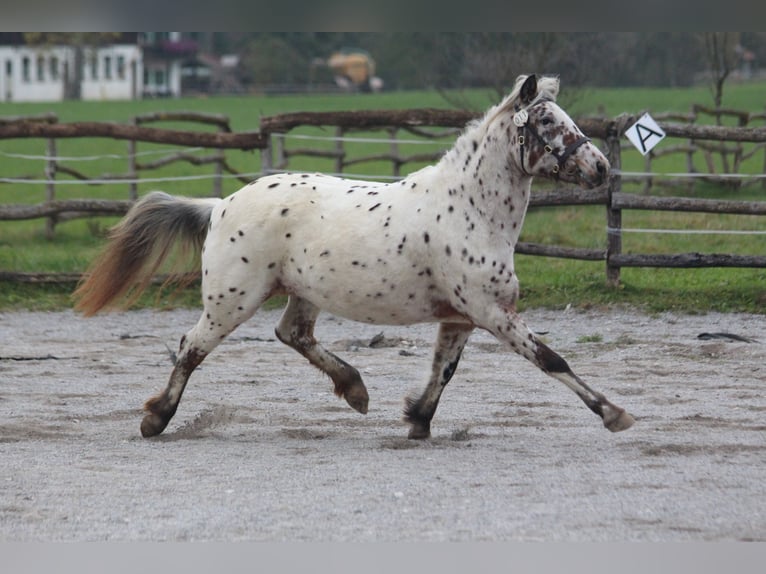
[2,83,765,313]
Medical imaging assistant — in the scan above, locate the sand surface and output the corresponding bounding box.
[1,306,764,541]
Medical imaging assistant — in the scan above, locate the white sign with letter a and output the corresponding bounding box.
[625,112,666,155]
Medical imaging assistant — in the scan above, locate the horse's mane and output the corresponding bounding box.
[507,74,560,107]
[482,74,560,127]
[441,74,560,165]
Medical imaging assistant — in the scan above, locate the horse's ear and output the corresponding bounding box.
[519,74,538,105]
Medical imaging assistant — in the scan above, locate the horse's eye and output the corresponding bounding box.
[541,117,552,126]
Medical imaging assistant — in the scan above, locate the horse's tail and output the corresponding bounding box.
[73,191,219,316]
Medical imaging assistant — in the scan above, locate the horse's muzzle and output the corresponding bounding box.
[593,159,609,187]
[576,154,609,189]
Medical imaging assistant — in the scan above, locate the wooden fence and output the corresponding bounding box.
[624,104,766,193]
[1,106,766,287]
[0,111,262,239]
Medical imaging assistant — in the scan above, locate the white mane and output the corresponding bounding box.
[482,74,561,128]
[505,74,560,108]
[440,74,561,168]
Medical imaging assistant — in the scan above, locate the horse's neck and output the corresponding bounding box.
[433,127,533,243]
[441,120,532,190]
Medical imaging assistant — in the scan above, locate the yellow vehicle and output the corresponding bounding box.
[322,48,382,92]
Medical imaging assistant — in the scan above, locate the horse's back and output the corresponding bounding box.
[202,172,456,325]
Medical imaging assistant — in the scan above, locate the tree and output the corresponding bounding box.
[418,33,610,111]
[702,32,740,109]
[238,35,309,87]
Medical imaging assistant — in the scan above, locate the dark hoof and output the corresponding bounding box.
[344,383,369,414]
[140,413,169,437]
[407,423,431,440]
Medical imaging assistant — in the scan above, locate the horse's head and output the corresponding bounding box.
[500,74,609,189]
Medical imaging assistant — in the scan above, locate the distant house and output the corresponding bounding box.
[139,32,200,98]
[0,32,197,102]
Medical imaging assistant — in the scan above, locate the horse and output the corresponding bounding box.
[73,74,634,439]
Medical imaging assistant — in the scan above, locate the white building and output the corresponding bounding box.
[0,43,141,103]
[81,44,142,101]
[1,45,67,102]
[140,32,185,98]
[0,33,194,102]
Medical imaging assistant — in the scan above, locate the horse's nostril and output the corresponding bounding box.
[596,161,606,175]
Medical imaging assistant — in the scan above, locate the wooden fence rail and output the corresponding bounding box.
[0,199,132,221]
[0,120,266,148]
[0,111,264,237]
[2,106,765,286]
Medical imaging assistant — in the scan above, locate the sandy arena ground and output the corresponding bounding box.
[1,306,764,541]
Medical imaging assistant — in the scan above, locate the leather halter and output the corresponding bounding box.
[516,100,591,178]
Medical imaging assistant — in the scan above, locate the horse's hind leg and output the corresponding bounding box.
[404,322,474,439]
[479,306,634,432]
[275,296,369,414]
[140,334,205,437]
[140,289,267,437]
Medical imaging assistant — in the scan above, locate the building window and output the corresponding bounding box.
[90,53,98,80]
[50,56,59,80]
[117,55,125,80]
[154,68,165,88]
[22,56,30,82]
[36,56,45,81]
[104,55,112,80]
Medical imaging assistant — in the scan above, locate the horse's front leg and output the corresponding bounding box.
[479,306,634,432]
[404,321,474,439]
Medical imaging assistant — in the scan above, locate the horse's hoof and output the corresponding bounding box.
[603,407,634,432]
[140,413,168,437]
[407,424,431,440]
[345,384,369,414]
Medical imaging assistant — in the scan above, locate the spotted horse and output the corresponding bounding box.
[74,74,634,439]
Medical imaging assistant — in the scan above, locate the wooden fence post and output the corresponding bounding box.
[260,133,273,176]
[388,127,400,178]
[213,146,223,198]
[334,126,344,175]
[606,129,623,287]
[44,137,57,240]
[273,134,285,171]
[762,105,766,191]
[128,116,138,201]
[763,139,766,191]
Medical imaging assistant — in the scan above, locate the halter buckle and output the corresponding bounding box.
[518,135,525,146]
[544,144,553,153]
[552,165,560,174]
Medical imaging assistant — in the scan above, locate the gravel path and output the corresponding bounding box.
[1,306,764,541]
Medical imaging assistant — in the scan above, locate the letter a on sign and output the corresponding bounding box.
[625,113,666,156]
